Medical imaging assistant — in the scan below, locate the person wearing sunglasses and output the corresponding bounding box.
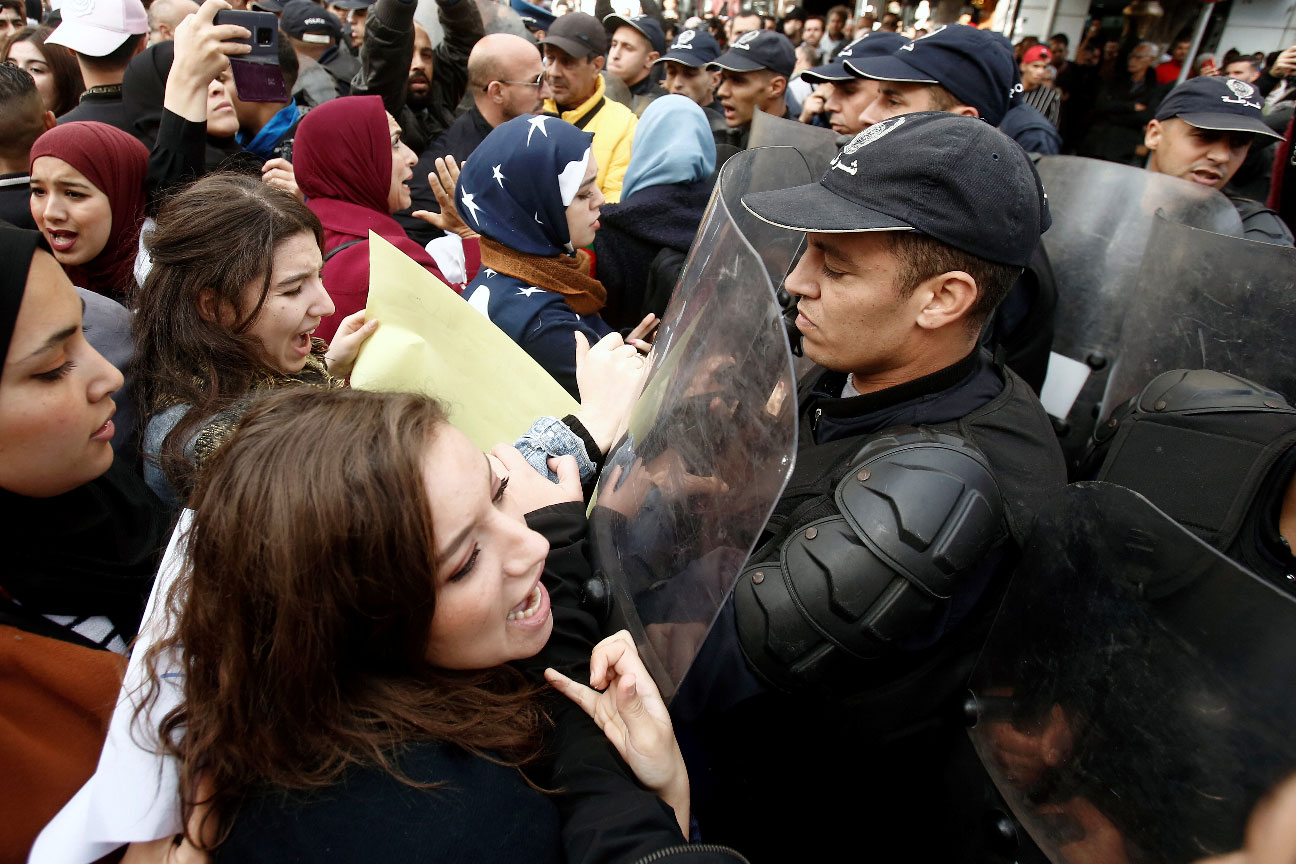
[396,32,551,244]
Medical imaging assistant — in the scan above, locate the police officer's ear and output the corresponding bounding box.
[1144,118,1164,153]
[708,69,722,93]
[949,103,979,119]
[647,50,660,65]
[767,72,787,100]
[913,270,978,332]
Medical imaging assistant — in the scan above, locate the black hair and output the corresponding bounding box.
[1049,32,1068,45]
[887,232,1023,329]
[276,29,299,92]
[78,31,144,71]
[0,61,44,164]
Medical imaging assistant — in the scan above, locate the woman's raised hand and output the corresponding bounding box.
[323,311,379,378]
[261,158,302,200]
[545,630,691,837]
[412,156,479,240]
[168,0,250,123]
[571,331,650,455]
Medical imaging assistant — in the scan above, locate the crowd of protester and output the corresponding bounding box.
[2,0,1295,857]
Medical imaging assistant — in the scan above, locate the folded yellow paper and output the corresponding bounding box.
[350,232,580,450]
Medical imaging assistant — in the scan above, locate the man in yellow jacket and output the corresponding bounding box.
[540,11,637,203]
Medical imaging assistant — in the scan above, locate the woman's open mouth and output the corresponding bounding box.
[293,327,315,356]
[47,230,77,253]
[506,581,550,627]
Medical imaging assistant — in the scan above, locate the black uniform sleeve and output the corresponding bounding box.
[518,503,688,864]
[431,0,483,118]
[351,0,417,116]
[145,108,207,213]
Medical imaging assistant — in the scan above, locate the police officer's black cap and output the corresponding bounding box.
[280,0,341,41]
[540,12,608,59]
[654,26,721,67]
[1154,76,1283,141]
[604,14,666,55]
[707,29,796,78]
[802,31,909,84]
[742,112,1050,269]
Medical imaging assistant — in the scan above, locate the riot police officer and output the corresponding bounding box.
[681,112,1066,862]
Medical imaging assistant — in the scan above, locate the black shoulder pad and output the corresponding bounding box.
[1135,369,1293,415]
[735,430,1008,692]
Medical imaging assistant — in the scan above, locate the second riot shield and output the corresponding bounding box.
[748,109,841,178]
[586,147,809,701]
[1034,156,1243,468]
[968,482,1296,863]
[1099,211,1296,420]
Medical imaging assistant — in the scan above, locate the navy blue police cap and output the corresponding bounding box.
[654,26,722,67]
[280,0,342,42]
[511,0,556,33]
[708,29,796,79]
[741,112,1050,269]
[1154,76,1283,141]
[802,31,909,84]
[846,25,1016,126]
[604,13,666,55]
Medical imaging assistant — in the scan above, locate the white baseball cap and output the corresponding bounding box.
[47,0,148,57]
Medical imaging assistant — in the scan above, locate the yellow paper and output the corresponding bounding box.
[350,232,580,450]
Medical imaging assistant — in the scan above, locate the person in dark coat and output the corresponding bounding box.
[594,94,715,327]
[1078,42,1166,164]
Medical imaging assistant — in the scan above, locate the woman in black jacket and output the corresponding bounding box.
[142,386,742,862]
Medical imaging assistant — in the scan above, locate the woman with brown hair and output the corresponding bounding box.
[133,172,376,508]
[2,25,86,117]
[141,386,710,862]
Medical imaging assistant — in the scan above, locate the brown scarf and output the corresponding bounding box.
[479,236,607,316]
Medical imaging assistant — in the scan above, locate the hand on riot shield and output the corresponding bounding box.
[586,147,813,702]
[968,483,1296,864]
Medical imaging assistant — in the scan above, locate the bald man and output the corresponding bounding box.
[395,33,548,243]
[147,0,199,43]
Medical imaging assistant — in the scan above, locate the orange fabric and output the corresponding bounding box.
[0,625,124,863]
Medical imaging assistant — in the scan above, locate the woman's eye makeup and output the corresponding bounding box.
[34,360,75,382]
[449,546,479,583]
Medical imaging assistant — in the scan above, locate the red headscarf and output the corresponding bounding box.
[29,122,149,299]
[294,95,391,212]
[291,96,478,343]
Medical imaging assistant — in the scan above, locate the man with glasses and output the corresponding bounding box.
[397,33,548,244]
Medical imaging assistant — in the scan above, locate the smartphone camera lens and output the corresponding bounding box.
[257,27,273,45]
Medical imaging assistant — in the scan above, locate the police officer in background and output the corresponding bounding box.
[853,25,1061,156]
[797,30,907,135]
[604,13,667,112]
[707,29,796,149]
[682,112,1065,862]
[1143,76,1293,246]
[654,27,724,120]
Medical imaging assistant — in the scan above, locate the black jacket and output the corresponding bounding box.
[352,0,483,154]
[57,89,132,132]
[592,179,712,328]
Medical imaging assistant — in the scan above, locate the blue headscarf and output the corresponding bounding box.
[455,114,594,257]
[620,95,716,201]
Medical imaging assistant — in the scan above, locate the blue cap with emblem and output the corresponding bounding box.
[707,29,796,79]
[845,24,1017,126]
[802,31,909,84]
[1154,76,1283,141]
[741,111,1050,268]
[511,0,555,33]
[654,26,722,67]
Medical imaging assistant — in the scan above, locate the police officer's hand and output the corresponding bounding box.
[545,630,691,838]
[412,156,479,239]
[798,84,831,123]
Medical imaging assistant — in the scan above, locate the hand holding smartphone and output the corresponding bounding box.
[213,7,289,102]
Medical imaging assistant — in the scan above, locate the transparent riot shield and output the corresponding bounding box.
[748,109,840,177]
[587,147,810,702]
[968,482,1296,863]
[1100,211,1296,420]
[1035,156,1243,468]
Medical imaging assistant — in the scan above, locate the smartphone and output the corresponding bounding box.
[213,9,288,102]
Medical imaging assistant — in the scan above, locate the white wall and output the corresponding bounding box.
[1214,0,1296,55]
